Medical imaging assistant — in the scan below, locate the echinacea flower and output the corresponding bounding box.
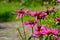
[55,17,60,25]
[16,9,24,19]
[32,25,51,37]
[55,17,60,22]
[47,8,52,12]
[47,7,55,14]
[46,28,59,36]
[40,26,51,35]
[40,26,47,35]
[24,20,38,29]
[32,25,59,37]
[56,36,60,40]
[29,11,37,17]
[37,10,47,19]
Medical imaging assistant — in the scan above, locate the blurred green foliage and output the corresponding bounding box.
[0,11,16,22]
[0,0,59,22]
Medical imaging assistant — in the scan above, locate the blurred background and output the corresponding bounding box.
[0,0,57,22]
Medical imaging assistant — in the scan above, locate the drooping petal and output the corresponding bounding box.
[16,15,19,19]
[24,21,29,25]
[16,13,23,19]
[19,14,23,18]
[40,26,47,35]
[24,9,29,15]
[40,26,52,36]
[30,11,37,17]
[32,30,40,36]
[24,20,37,29]
[56,36,60,40]
[52,28,59,35]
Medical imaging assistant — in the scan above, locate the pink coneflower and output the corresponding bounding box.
[40,26,51,36]
[32,25,51,36]
[16,9,24,19]
[55,17,60,22]
[37,10,47,19]
[47,8,53,12]
[47,7,55,13]
[24,20,38,29]
[32,25,59,37]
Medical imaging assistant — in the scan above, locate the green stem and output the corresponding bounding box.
[39,36,41,40]
[36,17,42,40]
[32,27,35,40]
[49,36,52,40]
[32,27,33,33]
[53,12,56,18]
[53,12,56,28]
[18,29,23,40]
[21,15,26,40]
[39,36,43,40]
[28,35,32,40]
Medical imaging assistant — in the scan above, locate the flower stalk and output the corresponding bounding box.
[16,26,23,40]
[21,15,26,40]
[32,27,35,40]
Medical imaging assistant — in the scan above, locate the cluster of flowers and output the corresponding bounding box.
[16,8,55,19]
[16,0,60,40]
[15,7,60,40]
[16,7,55,28]
[15,0,60,40]
[33,25,58,37]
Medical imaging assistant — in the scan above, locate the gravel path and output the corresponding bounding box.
[0,22,21,40]
[0,22,38,40]
[0,22,28,40]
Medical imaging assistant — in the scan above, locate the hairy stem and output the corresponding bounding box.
[21,15,26,40]
[32,27,35,40]
[18,29,23,40]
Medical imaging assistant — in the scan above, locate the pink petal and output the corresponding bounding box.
[24,9,29,14]
[55,17,60,22]
[16,13,23,19]
[52,28,59,35]
[19,14,23,18]
[24,21,29,25]
[34,31,40,34]
[28,24,34,29]
[40,26,47,35]
[32,30,40,36]
[32,34,37,36]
